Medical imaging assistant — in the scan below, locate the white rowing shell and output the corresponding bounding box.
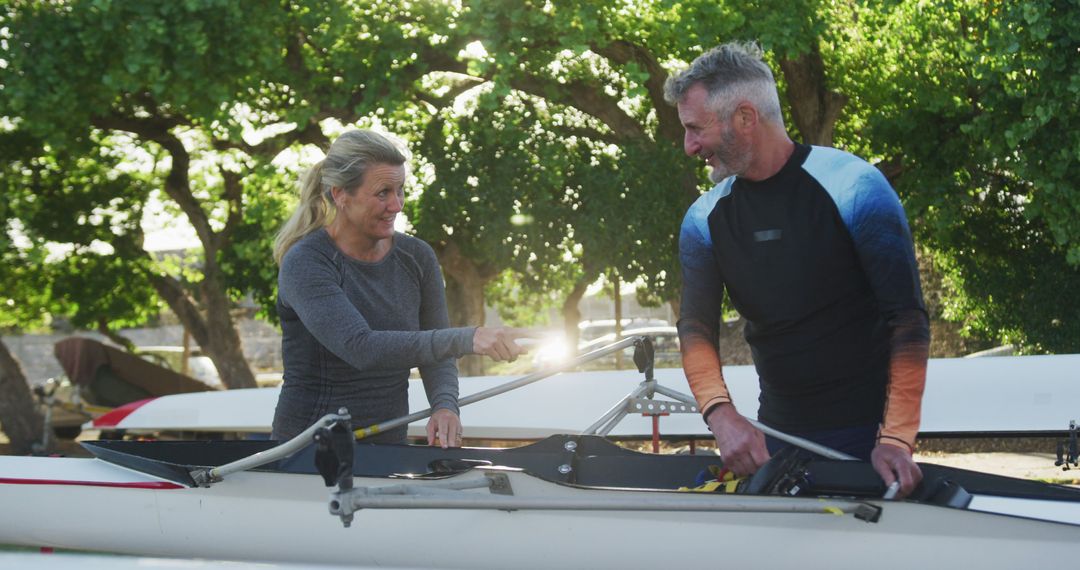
[91,354,1080,438]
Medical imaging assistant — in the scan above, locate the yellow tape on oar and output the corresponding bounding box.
[353,425,381,439]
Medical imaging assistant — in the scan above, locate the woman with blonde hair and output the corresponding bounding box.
[272,129,529,447]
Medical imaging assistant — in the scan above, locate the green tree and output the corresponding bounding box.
[1,1,296,388]
[0,132,59,451]
[4,0,1076,398]
[0,132,162,341]
[0,130,163,453]
[0,222,51,454]
[421,0,850,334]
[0,1,466,385]
[828,0,1080,351]
[398,91,584,371]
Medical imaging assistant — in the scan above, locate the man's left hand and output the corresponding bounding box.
[870,443,922,498]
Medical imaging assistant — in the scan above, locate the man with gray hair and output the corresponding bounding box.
[665,42,930,497]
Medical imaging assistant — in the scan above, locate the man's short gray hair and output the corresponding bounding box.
[664,41,784,125]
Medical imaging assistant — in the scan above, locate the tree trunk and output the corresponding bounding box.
[717,317,753,366]
[147,271,257,389]
[444,277,485,377]
[611,271,624,370]
[199,270,257,389]
[562,271,598,350]
[443,275,487,330]
[668,298,752,366]
[199,310,257,390]
[0,338,48,454]
[437,241,497,378]
[778,44,848,147]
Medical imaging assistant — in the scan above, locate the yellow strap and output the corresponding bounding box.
[677,467,744,493]
[678,480,723,492]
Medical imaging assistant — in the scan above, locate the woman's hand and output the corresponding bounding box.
[472,327,535,362]
[427,408,463,448]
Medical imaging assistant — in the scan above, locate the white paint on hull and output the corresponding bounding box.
[2,456,1079,569]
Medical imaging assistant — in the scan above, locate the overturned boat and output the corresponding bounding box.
[36,336,219,441]
[2,337,1079,568]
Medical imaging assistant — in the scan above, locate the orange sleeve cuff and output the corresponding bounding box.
[879,342,929,452]
[681,339,732,419]
[877,434,914,453]
[699,395,732,419]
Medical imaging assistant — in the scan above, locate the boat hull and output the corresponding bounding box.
[2,455,1079,569]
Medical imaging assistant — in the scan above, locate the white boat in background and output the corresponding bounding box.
[88,368,742,440]
[90,354,1080,440]
[2,338,1079,568]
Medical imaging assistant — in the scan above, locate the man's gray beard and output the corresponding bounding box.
[708,147,752,183]
[708,165,733,183]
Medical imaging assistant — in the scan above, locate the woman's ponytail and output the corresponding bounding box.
[273,160,330,265]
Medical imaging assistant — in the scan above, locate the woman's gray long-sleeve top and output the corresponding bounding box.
[271,229,476,443]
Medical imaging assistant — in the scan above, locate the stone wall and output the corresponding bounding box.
[6,291,740,384]
[5,318,284,385]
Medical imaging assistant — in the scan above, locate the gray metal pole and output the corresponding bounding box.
[354,336,644,439]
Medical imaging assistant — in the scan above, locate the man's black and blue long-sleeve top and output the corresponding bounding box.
[678,143,930,449]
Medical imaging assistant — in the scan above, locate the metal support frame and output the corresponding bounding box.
[580,360,856,461]
[331,468,879,521]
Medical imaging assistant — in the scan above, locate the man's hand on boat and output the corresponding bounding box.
[871,442,922,498]
[705,403,771,477]
[428,408,464,449]
[472,327,537,362]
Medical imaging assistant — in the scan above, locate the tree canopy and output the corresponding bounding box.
[825,0,1080,352]
[1,0,1077,395]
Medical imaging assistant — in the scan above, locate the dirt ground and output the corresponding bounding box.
[0,432,94,458]
[914,437,1079,485]
[2,431,1076,485]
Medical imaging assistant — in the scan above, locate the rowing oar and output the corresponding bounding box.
[638,384,857,462]
[352,335,644,440]
[643,386,903,498]
[193,409,351,486]
[352,335,854,462]
[346,335,907,497]
[194,336,645,486]
[349,339,899,498]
